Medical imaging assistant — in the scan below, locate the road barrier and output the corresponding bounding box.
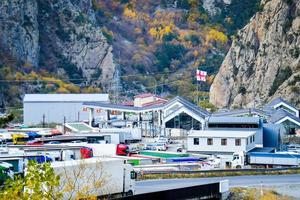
[137,167,300,179]
[141,166,300,174]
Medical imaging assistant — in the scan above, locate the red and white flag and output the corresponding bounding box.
[196,69,207,81]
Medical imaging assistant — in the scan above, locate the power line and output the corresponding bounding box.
[1,79,186,110]
[0,70,179,83]
[110,79,183,97]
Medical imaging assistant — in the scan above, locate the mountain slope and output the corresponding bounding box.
[0,0,115,107]
[0,0,261,109]
[210,0,300,108]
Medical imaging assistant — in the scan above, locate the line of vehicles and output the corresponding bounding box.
[0,143,138,198]
[143,136,173,151]
[0,130,62,145]
[1,125,300,198]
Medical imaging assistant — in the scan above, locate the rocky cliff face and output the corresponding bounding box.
[0,0,39,66]
[202,0,232,16]
[0,0,115,90]
[210,0,300,108]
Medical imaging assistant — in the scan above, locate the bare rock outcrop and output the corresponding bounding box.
[0,0,39,66]
[0,0,115,90]
[210,0,300,108]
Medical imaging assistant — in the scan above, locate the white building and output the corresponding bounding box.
[187,130,256,155]
[187,116,263,157]
[23,94,109,125]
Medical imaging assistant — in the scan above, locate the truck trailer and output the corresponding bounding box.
[51,157,136,199]
[232,151,300,168]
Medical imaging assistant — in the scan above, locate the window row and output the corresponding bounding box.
[246,135,255,145]
[193,138,241,146]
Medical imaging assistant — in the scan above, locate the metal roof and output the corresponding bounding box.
[188,130,256,138]
[208,116,260,124]
[83,102,144,112]
[263,97,297,112]
[23,93,109,102]
[249,147,275,153]
[51,157,122,168]
[83,96,211,119]
[163,96,210,119]
[213,108,269,117]
[270,109,300,124]
[248,152,300,159]
[66,122,94,132]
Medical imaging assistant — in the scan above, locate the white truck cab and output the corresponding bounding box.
[124,163,136,196]
[231,151,245,168]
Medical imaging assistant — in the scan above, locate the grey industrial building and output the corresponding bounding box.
[23,94,109,125]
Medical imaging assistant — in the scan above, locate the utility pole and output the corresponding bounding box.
[42,114,45,128]
[63,116,66,135]
[154,78,157,95]
[197,79,199,106]
[112,65,120,104]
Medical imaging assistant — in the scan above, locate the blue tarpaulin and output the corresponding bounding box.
[27,155,52,163]
[26,132,41,138]
[166,157,203,163]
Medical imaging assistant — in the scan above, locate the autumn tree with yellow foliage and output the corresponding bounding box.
[123,6,137,20]
[149,23,174,40]
[206,28,228,45]
[0,161,62,200]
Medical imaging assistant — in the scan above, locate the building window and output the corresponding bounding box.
[252,135,255,142]
[207,138,213,145]
[221,138,227,146]
[193,138,199,145]
[235,139,241,146]
[246,138,248,145]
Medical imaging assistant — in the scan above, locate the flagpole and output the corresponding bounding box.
[197,78,199,106]
[196,69,207,106]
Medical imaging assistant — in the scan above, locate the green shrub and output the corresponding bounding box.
[269,67,292,96]
[283,0,294,5]
[74,13,86,25]
[198,100,218,112]
[101,27,113,44]
[291,86,300,93]
[238,86,247,95]
[162,33,178,42]
[288,75,300,86]
[155,43,186,70]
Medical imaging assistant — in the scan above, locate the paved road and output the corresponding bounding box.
[136,174,300,194]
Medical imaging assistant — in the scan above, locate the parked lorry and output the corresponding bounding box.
[51,157,136,199]
[12,133,29,145]
[232,151,300,168]
[79,143,129,157]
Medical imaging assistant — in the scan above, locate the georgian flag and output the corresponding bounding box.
[196,69,207,81]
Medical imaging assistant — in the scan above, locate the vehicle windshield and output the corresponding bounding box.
[233,155,239,160]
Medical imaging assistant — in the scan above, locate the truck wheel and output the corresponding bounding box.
[126,190,133,196]
[236,165,242,169]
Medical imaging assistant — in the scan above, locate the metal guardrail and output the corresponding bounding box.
[139,167,300,175]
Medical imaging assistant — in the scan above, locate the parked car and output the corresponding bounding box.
[144,143,166,151]
[155,136,172,144]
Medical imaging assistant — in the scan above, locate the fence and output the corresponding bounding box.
[138,167,300,178]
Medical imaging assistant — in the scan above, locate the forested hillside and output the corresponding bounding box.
[0,0,260,109]
[92,0,260,101]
